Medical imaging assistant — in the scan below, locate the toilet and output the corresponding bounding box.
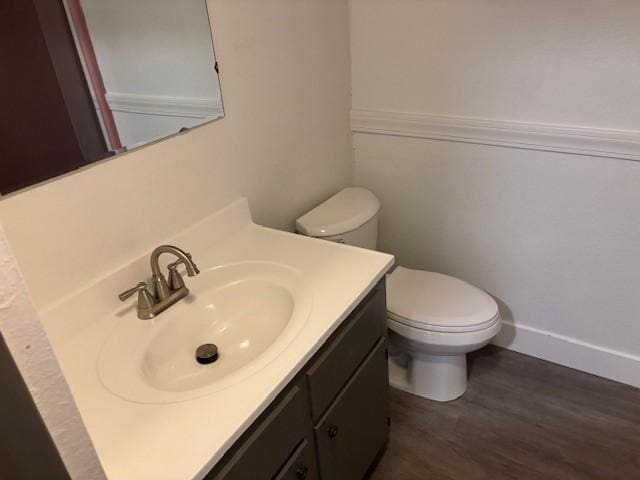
[296,187,501,402]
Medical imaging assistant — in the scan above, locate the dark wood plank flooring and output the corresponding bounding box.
[371,346,640,480]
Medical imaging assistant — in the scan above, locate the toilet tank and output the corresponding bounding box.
[295,188,380,250]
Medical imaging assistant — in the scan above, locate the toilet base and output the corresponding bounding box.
[388,351,467,402]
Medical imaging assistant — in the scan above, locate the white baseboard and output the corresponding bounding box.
[351,109,640,162]
[492,321,640,388]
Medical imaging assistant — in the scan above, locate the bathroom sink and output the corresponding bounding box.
[98,261,312,404]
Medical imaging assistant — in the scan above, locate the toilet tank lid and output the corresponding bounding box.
[296,187,380,237]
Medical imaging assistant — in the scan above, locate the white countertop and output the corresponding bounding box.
[41,199,394,480]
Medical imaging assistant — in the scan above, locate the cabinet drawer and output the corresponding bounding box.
[274,438,319,480]
[314,338,389,480]
[209,382,309,480]
[306,283,386,421]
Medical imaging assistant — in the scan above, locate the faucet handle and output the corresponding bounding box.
[167,262,186,291]
[168,253,200,276]
[118,282,151,301]
[118,282,156,318]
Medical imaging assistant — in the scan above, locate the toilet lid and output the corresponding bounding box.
[295,188,380,237]
[387,267,499,332]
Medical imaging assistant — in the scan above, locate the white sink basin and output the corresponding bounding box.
[98,261,312,404]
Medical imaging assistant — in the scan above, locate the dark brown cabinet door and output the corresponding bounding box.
[208,383,310,480]
[314,338,389,480]
[273,438,319,480]
[0,0,109,194]
[306,285,386,422]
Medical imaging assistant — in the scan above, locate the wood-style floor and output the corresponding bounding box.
[371,346,640,480]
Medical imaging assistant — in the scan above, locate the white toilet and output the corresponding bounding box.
[296,187,501,402]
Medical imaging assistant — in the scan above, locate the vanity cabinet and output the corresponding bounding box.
[206,280,389,480]
[212,383,313,480]
[313,339,389,480]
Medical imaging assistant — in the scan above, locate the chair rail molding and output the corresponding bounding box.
[105,92,224,119]
[351,109,640,162]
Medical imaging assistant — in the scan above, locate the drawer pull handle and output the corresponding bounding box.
[295,466,309,480]
[327,424,339,439]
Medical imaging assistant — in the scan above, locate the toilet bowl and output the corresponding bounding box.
[386,267,500,401]
[296,187,501,402]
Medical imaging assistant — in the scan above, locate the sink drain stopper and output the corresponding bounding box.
[196,344,219,365]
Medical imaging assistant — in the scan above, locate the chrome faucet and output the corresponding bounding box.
[118,245,200,319]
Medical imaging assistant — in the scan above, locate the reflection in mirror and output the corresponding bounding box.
[65,0,223,151]
[0,0,223,194]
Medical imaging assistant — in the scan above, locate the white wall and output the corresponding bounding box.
[351,0,640,386]
[81,0,218,98]
[110,109,220,149]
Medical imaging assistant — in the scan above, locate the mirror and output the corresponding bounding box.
[1,0,223,194]
[65,0,223,151]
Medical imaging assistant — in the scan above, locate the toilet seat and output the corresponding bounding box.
[386,267,499,333]
[388,310,500,333]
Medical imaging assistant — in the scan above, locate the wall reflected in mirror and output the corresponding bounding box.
[0,0,222,195]
[66,0,223,151]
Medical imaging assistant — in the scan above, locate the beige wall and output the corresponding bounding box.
[351,0,640,129]
[351,0,640,386]
[0,0,352,310]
